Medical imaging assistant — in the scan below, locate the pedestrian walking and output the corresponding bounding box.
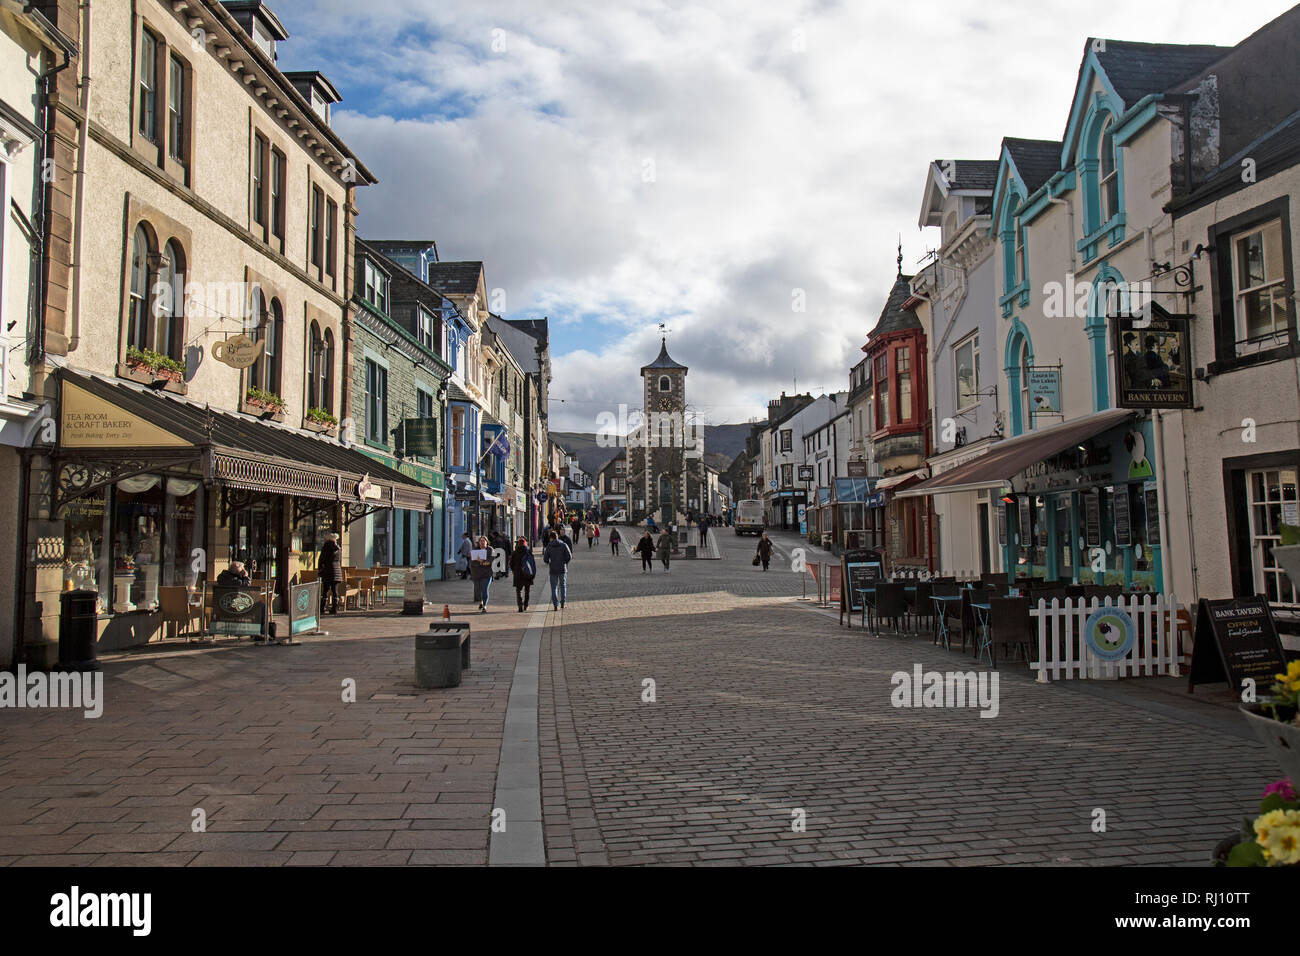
[656,528,673,572]
[470,534,494,612]
[635,530,655,572]
[585,522,596,550]
[756,532,774,572]
[544,530,572,609]
[317,534,343,613]
[698,514,710,546]
[509,536,535,612]
[455,532,473,579]
[609,526,622,557]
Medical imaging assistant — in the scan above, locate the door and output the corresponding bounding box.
[229,497,284,608]
[977,502,990,575]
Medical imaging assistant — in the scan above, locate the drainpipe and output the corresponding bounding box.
[67,0,92,352]
[1151,410,1174,598]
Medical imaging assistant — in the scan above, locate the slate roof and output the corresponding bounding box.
[485,313,542,374]
[423,261,484,296]
[941,160,1000,191]
[869,275,920,338]
[505,318,549,347]
[1003,138,1062,195]
[1089,39,1231,106]
[641,338,688,372]
[446,381,473,403]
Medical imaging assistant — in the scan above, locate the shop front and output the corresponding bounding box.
[897,408,1163,591]
[824,477,884,554]
[24,371,435,666]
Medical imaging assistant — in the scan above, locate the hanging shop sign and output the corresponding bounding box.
[798,465,815,482]
[357,473,381,501]
[847,460,869,478]
[1112,312,1193,409]
[211,333,265,370]
[1027,368,1062,417]
[404,418,439,457]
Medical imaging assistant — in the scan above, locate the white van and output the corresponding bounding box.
[734,499,765,536]
[607,509,628,525]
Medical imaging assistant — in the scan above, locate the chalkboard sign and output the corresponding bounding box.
[1114,485,1132,547]
[1084,493,1101,548]
[1144,484,1160,545]
[1188,595,1288,696]
[996,505,1006,545]
[844,561,883,613]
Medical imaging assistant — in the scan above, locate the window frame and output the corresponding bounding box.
[954,332,980,412]
[269,147,286,247]
[138,28,159,144]
[252,133,268,232]
[1231,218,1288,352]
[365,357,389,446]
[1208,198,1297,371]
[325,198,338,282]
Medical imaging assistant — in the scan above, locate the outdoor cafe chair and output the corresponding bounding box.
[905,581,933,632]
[986,596,1034,669]
[159,586,203,641]
[868,582,907,634]
[980,572,1007,587]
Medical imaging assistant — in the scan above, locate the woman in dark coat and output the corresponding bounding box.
[509,537,535,612]
[318,533,343,613]
[635,531,655,573]
[756,532,774,572]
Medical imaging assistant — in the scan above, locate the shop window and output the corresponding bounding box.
[1248,468,1299,605]
[112,475,164,613]
[295,508,336,563]
[63,491,111,613]
[162,479,203,589]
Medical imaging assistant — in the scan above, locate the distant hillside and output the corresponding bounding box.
[551,423,753,479]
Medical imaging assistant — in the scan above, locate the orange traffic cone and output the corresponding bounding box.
[442,604,451,620]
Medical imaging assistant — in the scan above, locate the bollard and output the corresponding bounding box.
[416,621,471,689]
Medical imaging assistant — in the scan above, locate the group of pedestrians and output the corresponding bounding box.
[634,527,675,573]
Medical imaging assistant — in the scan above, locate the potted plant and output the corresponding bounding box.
[304,407,338,434]
[125,345,184,384]
[245,386,286,417]
[1215,778,1300,866]
[1241,660,1300,785]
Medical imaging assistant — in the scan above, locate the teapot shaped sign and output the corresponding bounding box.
[211,334,264,370]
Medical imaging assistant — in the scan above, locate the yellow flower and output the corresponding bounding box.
[1255,808,1289,843]
[1265,824,1300,866]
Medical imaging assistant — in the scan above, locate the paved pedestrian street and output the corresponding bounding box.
[0,528,1277,867]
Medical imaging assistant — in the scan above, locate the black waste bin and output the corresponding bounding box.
[58,589,100,671]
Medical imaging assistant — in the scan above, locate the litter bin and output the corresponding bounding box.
[416,621,471,688]
[685,545,697,559]
[58,589,100,671]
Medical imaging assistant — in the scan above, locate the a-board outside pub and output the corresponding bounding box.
[21,370,435,667]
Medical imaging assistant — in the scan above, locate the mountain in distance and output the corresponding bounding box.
[551,424,752,480]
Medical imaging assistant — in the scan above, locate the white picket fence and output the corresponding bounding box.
[1030,594,1185,682]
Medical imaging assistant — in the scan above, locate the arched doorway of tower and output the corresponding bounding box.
[658,473,675,527]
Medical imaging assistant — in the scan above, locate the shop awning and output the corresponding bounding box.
[57,370,436,511]
[832,477,875,503]
[875,468,928,491]
[480,491,503,504]
[894,408,1136,499]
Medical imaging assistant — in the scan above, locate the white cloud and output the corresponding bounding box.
[281,0,1297,432]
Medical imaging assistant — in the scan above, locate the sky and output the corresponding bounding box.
[276,0,1297,432]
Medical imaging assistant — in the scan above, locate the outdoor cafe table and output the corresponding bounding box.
[931,595,963,650]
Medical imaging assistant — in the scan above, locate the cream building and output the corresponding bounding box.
[17,0,435,666]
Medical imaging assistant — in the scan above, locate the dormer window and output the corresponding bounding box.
[363,260,389,313]
[252,19,276,61]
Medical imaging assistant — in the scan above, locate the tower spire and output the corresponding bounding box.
[897,235,903,277]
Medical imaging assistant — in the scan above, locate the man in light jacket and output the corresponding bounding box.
[543,530,572,610]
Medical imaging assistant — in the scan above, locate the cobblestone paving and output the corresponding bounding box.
[538,528,1278,866]
[0,527,1279,867]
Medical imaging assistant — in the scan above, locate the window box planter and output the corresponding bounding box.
[303,417,337,436]
[242,390,286,422]
[117,360,187,394]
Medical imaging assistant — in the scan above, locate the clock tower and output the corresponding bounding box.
[629,337,704,526]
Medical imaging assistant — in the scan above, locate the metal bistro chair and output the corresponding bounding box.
[867,581,907,634]
[906,581,934,633]
[985,596,1034,669]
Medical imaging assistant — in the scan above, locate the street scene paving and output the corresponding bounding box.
[0,527,1274,866]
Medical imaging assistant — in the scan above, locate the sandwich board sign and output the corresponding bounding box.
[1188,595,1288,698]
